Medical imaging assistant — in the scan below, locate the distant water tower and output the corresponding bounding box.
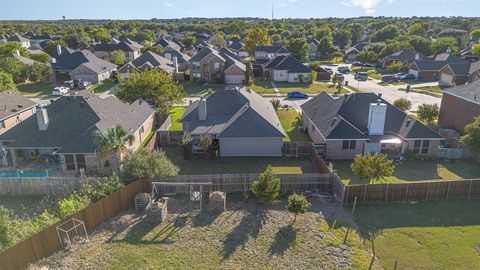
[62,16,65,20]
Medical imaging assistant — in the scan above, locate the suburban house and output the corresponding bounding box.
[28,33,52,45]
[468,61,480,83]
[438,62,472,86]
[161,49,191,72]
[153,38,182,52]
[301,92,443,160]
[439,81,480,136]
[345,42,369,63]
[0,91,155,175]
[188,47,246,84]
[7,34,30,48]
[381,49,424,68]
[408,53,469,82]
[93,40,142,62]
[0,90,36,135]
[307,38,319,59]
[183,45,198,56]
[262,55,311,83]
[28,43,45,55]
[227,41,248,58]
[254,45,290,65]
[181,88,285,157]
[315,66,332,81]
[51,45,117,83]
[118,51,175,75]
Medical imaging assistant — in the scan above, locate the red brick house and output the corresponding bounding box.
[439,81,480,135]
[438,62,471,86]
[301,92,443,160]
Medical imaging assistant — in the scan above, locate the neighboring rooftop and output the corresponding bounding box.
[264,55,310,73]
[255,45,290,54]
[131,51,174,72]
[443,80,480,104]
[53,49,115,71]
[93,41,142,52]
[0,90,36,120]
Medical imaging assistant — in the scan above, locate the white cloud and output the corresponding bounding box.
[164,2,174,9]
[342,0,396,14]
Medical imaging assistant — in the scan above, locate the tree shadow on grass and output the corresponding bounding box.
[268,225,297,256]
[222,203,267,260]
[192,210,221,227]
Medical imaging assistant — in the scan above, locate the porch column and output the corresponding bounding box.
[9,149,17,167]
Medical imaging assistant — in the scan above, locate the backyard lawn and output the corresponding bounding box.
[169,106,186,131]
[353,200,480,269]
[161,146,316,175]
[182,81,225,97]
[35,199,378,270]
[335,160,480,185]
[277,109,311,142]
[91,80,118,94]
[16,82,53,97]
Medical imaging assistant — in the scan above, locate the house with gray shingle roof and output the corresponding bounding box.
[7,34,30,48]
[153,38,182,53]
[381,49,425,68]
[189,47,246,84]
[439,62,472,86]
[262,55,311,83]
[468,60,480,83]
[408,53,469,82]
[301,92,443,160]
[181,88,285,156]
[93,40,142,62]
[0,90,36,135]
[254,45,290,65]
[0,91,155,175]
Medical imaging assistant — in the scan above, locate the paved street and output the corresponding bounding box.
[323,64,441,111]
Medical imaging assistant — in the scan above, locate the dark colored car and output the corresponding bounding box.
[338,66,351,74]
[324,67,333,74]
[355,72,368,81]
[287,91,309,99]
[336,73,345,81]
[381,75,398,83]
[400,74,416,80]
[352,61,363,67]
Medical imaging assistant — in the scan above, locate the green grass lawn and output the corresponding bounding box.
[250,79,347,95]
[353,200,480,269]
[16,82,53,97]
[249,79,275,95]
[277,109,311,142]
[335,160,480,185]
[91,80,118,94]
[0,195,45,217]
[182,81,225,97]
[161,146,316,175]
[168,106,186,131]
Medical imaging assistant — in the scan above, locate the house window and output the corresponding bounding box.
[0,121,5,129]
[342,140,356,150]
[193,73,201,79]
[214,62,220,72]
[140,125,144,134]
[413,140,430,154]
[64,155,76,171]
[76,154,86,170]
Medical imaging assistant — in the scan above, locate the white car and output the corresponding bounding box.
[52,86,70,96]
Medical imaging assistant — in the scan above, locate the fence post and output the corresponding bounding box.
[446,181,451,200]
[345,185,350,205]
[468,179,473,199]
[363,184,368,205]
[352,196,358,215]
[384,183,389,204]
[425,182,430,201]
[404,182,409,203]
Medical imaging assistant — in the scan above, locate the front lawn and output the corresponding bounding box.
[277,109,311,142]
[249,79,347,95]
[91,79,118,94]
[182,81,225,97]
[35,199,377,269]
[353,200,480,269]
[334,160,480,185]
[161,146,317,175]
[169,106,186,131]
[249,79,275,95]
[16,82,53,97]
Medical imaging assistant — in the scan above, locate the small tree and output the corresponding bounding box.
[351,154,396,182]
[287,193,311,225]
[270,98,281,111]
[94,125,135,176]
[245,60,254,86]
[385,62,405,73]
[109,50,126,65]
[181,133,193,159]
[252,166,281,204]
[462,116,480,158]
[0,71,15,92]
[310,71,317,83]
[121,149,179,182]
[417,103,439,124]
[393,98,412,112]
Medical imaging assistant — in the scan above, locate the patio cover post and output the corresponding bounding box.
[9,149,17,167]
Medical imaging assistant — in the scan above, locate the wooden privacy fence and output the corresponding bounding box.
[0,177,82,195]
[0,179,150,270]
[158,130,183,145]
[154,173,333,194]
[342,178,480,205]
[283,142,331,174]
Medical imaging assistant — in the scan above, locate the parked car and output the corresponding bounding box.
[338,66,351,74]
[336,73,345,81]
[400,74,416,81]
[78,81,92,90]
[352,62,363,67]
[354,72,368,81]
[63,80,74,89]
[52,86,70,96]
[381,75,398,83]
[324,67,333,74]
[394,73,407,79]
[287,91,309,99]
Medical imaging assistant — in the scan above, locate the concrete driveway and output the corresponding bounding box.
[323,64,441,111]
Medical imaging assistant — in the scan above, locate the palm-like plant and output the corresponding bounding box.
[94,125,135,175]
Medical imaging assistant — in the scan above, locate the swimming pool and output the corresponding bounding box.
[0,170,49,178]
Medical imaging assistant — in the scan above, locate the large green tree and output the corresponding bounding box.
[244,27,271,55]
[109,50,127,65]
[316,36,336,59]
[417,103,440,124]
[333,29,352,50]
[433,37,459,54]
[0,71,15,92]
[117,69,185,113]
[94,125,135,176]
[286,38,309,61]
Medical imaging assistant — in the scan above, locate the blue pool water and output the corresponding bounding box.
[0,170,49,178]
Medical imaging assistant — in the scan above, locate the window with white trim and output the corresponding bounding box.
[342,140,357,150]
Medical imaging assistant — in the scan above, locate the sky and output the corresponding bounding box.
[0,0,477,20]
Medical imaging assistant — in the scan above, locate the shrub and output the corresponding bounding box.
[417,103,439,124]
[121,149,179,182]
[57,192,91,218]
[252,166,281,204]
[393,98,412,112]
[270,98,281,111]
[287,193,311,225]
[351,154,396,182]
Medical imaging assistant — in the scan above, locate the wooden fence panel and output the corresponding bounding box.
[0,179,150,270]
[0,177,82,195]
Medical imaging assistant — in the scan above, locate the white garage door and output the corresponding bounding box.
[225,75,245,84]
[440,73,453,85]
[219,138,283,157]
